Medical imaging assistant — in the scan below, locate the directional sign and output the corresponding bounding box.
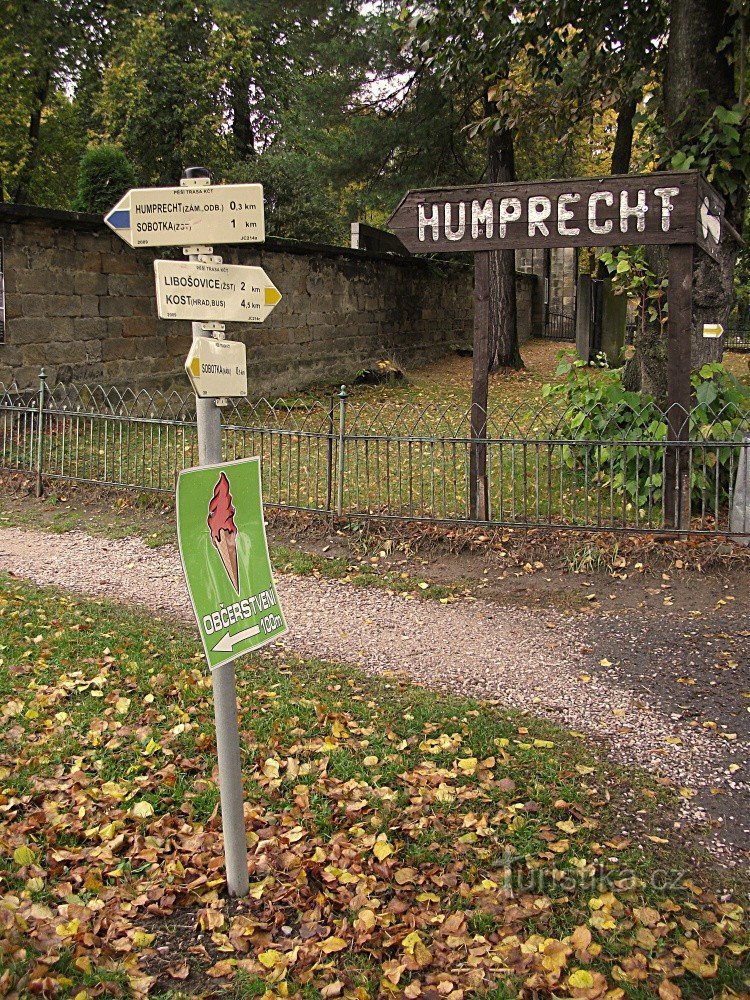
[154,259,281,323]
[177,457,287,670]
[703,323,724,338]
[105,183,264,247]
[387,170,726,261]
[185,337,248,398]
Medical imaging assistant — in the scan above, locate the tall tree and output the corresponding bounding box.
[1,0,127,204]
[96,0,231,185]
[623,0,748,394]
[663,0,747,368]
[401,2,524,370]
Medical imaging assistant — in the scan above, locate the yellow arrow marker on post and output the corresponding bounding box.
[702,323,724,338]
[185,338,248,399]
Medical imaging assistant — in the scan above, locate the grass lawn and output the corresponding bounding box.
[0,577,747,999]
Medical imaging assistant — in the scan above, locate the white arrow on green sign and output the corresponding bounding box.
[176,457,287,670]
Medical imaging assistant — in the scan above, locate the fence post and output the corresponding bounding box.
[325,395,335,512]
[336,385,348,515]
[730,436,750,542]
[35,368,46,498]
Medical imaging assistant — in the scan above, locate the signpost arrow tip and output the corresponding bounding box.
[264,286,282,306]
[106,208,131,230]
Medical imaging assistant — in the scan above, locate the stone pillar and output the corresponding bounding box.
[575,274,593,361]
[600,277,627,365]
[730,437,750,543]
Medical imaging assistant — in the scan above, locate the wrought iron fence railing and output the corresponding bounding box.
[1,372,749,536]
[726,324,750,351]
[542,311,576,341]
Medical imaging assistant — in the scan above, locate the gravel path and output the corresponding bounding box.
[0,527,746,863]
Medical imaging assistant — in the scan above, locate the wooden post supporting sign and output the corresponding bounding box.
[470,253,490,520]
[665,245,694,530]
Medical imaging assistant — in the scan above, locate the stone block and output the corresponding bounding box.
[101,338,138,362]
[6,295,23,319]
[101,253,140,275]
[99,296,134,318]
[74,316,108,340]
[21,343,50,366]
[132,296,156,316]
[42,340,91,365]
[108,273,145,297]
[74,271,108,295]
[75,295,98,317]
[122,316,156,338]
[0,364,36,389]
[83,253,103,273]
[75,231,107,253]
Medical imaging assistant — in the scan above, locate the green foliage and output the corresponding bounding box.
[599,247,668,337]
[543,353,750,517]
[0,0,132,203]
[96,2,231,185]
[668,102,750,202]
[226,149,344,244]
[72,144,135,215]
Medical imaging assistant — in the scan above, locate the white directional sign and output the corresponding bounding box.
[105,183,264,247]
[185,338,248,398]
[154,259,281,323]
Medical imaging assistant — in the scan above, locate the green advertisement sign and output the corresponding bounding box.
[176,457,287,670]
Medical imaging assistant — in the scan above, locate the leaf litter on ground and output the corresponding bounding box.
[0,577,747,1000]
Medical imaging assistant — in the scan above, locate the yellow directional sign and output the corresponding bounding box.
[185,338,248,398]
[702,323,724,338]
[154,260,281,323]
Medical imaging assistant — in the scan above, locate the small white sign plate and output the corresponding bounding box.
[702,323,724,338]
[154,260,281,323]
[186,339,248,398]
[105,184,265,247]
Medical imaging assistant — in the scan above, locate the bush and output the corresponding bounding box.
[73,145,136,216]
[542,353,750,515]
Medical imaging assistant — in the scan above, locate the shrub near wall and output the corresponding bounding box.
[544,353,750,517]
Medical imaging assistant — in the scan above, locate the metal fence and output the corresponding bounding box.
[542,311,576,341]
[1,372,749,535]
[726,324,750,351]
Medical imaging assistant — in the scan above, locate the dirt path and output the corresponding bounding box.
[0,526,746,864]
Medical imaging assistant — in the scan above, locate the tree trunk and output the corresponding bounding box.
[664,0,741,367]
[12,70,51,204]
[231,71,255,160]
[485,94,521,371]
[598,94,639,369]
[610,95,637,175]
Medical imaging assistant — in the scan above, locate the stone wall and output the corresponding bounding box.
[0,204,536,395]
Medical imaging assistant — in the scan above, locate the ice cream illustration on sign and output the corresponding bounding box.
[208,472,240,593]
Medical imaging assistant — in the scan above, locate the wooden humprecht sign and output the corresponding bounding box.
[388,169,732,528]
[387,170,724,262]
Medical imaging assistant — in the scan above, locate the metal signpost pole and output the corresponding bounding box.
[183,167,249,898]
